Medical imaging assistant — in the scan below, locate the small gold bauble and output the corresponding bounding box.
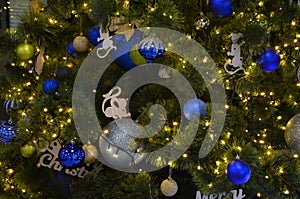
[160,178,178,197]
[73,36,89,52]
[20,144,36,158]
[83,142,98,164]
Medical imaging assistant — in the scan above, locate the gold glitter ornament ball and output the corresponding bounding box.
[160,178,178,197]
[83,142,98,164]
[285,113,300,154]
[73,36,89,52]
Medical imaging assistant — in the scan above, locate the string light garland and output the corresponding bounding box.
[0,0,300,197]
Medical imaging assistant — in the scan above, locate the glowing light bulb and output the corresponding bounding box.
[293,154,299,158]
[279,167,284,174]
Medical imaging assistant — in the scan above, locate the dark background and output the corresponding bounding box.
[0,0,9,35]
[0,0,9,120]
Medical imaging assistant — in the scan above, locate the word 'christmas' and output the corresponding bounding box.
[39,140,102,178]
[196,189,245,199]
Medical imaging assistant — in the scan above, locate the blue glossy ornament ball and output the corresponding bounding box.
[42,79,59,94]
[258,48,280,72]
[183,97,206,120]
[88,26,102,46]
[139,35,165,63]
[0,120,18,144]
[210,0,233,18]
[58,140,85,168]
[226,159,251,185]
[67,43,78,58]
[111,28,144,71]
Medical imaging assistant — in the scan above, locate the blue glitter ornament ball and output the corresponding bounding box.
[139,34,166,63]
[67,43,78,58]
[226,159,251,185]
[183,97,206,120]
[210,0,233,18]
[42,79,59,94]
[258,48,280,72]
[58,140,85,168]
[88,26,102,46]
[0,120,18,144]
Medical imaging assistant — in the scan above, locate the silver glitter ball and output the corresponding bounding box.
[98,118,143,171]
[285,113,300,154]
[103,118,138,151]
[196,12,210,30]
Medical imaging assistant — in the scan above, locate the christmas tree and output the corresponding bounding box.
[0,0,300,198]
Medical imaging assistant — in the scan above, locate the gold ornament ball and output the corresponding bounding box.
[130,44,147,66]
[160,178,178,197]
[73,36,89,52]
[285,113,300,154]
[20,144,36,158]
[83,143,98,164]
[16,43,35,60]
